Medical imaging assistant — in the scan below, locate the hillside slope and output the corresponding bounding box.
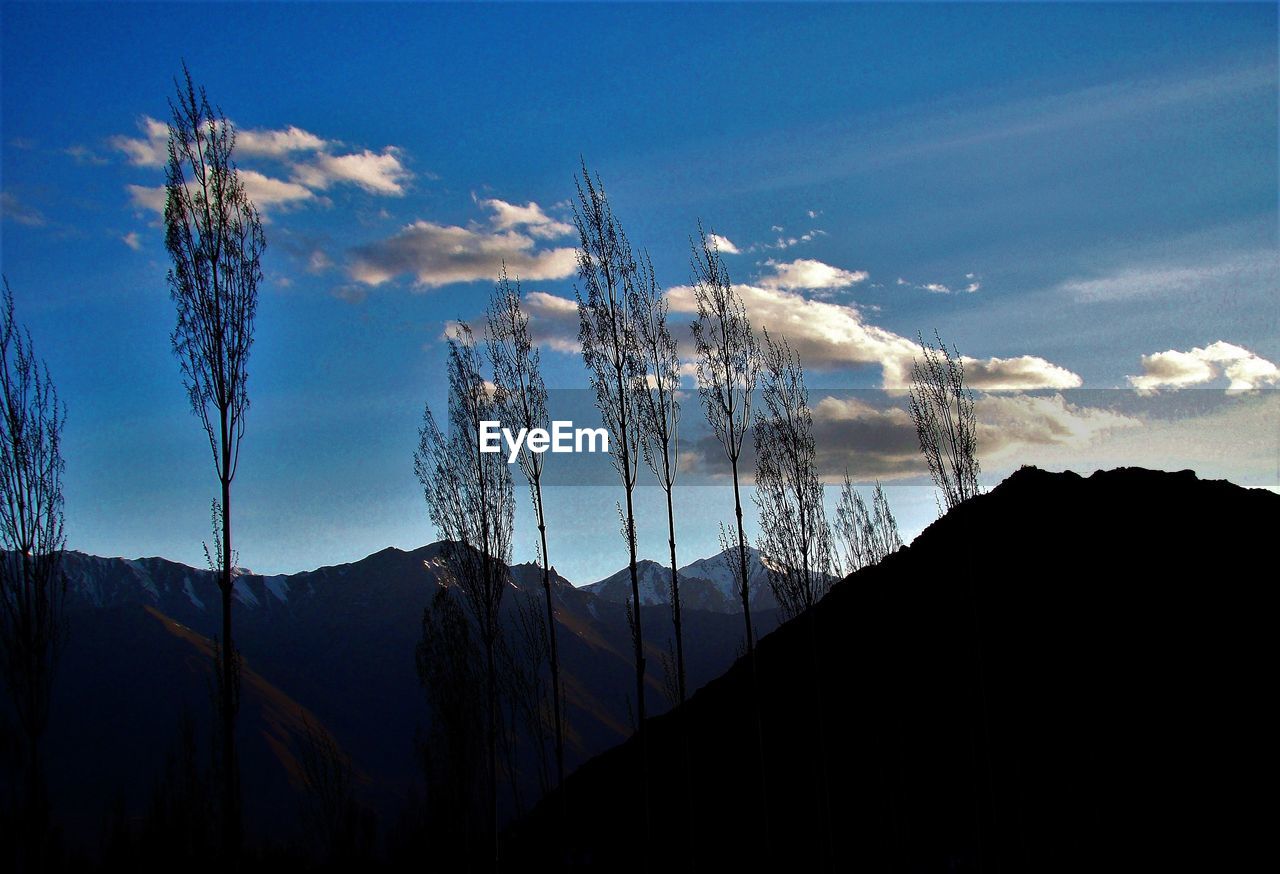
[506,467,1277,871]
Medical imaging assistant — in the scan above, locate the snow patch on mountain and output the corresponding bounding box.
[182,577,205,610]
[263,575,290,603]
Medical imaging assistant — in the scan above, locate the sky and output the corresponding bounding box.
[1,2,1276,583]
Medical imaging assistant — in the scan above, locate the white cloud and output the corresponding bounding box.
[110,116,170,167]
[522,291,581,353]
[240,169,315,208]
[757,228,826,251]
[237,125,329,157]
[897,275,981,294]
[1128,341,1280,391]
[684,390,1139,481]
[480,198,574,239]
[114,115,413,204]
[349,221,577,289]
[975,393,1141,461]
[291,147,411,195]
[126,184,166,215]
[121,231,142,250]
[665,282,1080,391]
[707,233,740,255]
[964,355,1082,391]
[113,116,330,166]
[758,258,868,292]
[127,169,313,215]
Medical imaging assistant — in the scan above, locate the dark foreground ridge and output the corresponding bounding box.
[505,467,1276,871]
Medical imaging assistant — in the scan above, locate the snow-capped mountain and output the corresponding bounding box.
[581,545,778,613]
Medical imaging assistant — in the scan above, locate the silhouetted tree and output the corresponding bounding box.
[753,330,835,863]
[0,279,67,872]
[690,227,761,650]
[499,588,555,805]
[630,252,686,704]
[415,323,514,867]
[296,712,373,867]
[416,587,484,867]
[163,64,264,856]
[691,226,770,850]
[835,475,903,575]
[572,166,652,835]
[486,270,566,795]
[909,333,980,511]
[142,708,212,867]
[631,250,700,860]
[754,330,834,620]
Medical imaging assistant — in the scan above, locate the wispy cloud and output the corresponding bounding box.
[121,231,142,250]
[0,192,46,227]
[898,273,981,294]
[1057,249,1277,302]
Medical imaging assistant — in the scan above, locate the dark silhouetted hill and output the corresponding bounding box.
[505,467,1277,871]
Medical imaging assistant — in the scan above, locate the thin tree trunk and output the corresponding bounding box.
[728,452,770,854]
[665,486,697,868]
[624,480,650,845]
[535,485,569,862]
[486,635,499,871]
[219,467,240,859]
[729,454,754,651]
[534,486,565,790]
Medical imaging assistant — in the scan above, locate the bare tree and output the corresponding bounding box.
[499,587,555,804]
[753,330,834,620]
[414,323,514,866]
[690,227,761,651]
[630,252,686,705]
[0,280,67,871]
[691,225,771,848]
[869,480,903,562]
[631,250,701,859]
[752,330,835,863]
[835,475,903,576]
[296,712,373,866]
[486,269,566,794]
[909,333,980,511]
[572,165,651,835]
[163,64,264,856]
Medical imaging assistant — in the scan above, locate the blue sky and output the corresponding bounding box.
[2,2,1276,582]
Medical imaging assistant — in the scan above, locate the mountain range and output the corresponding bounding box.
[32,540,779,852]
